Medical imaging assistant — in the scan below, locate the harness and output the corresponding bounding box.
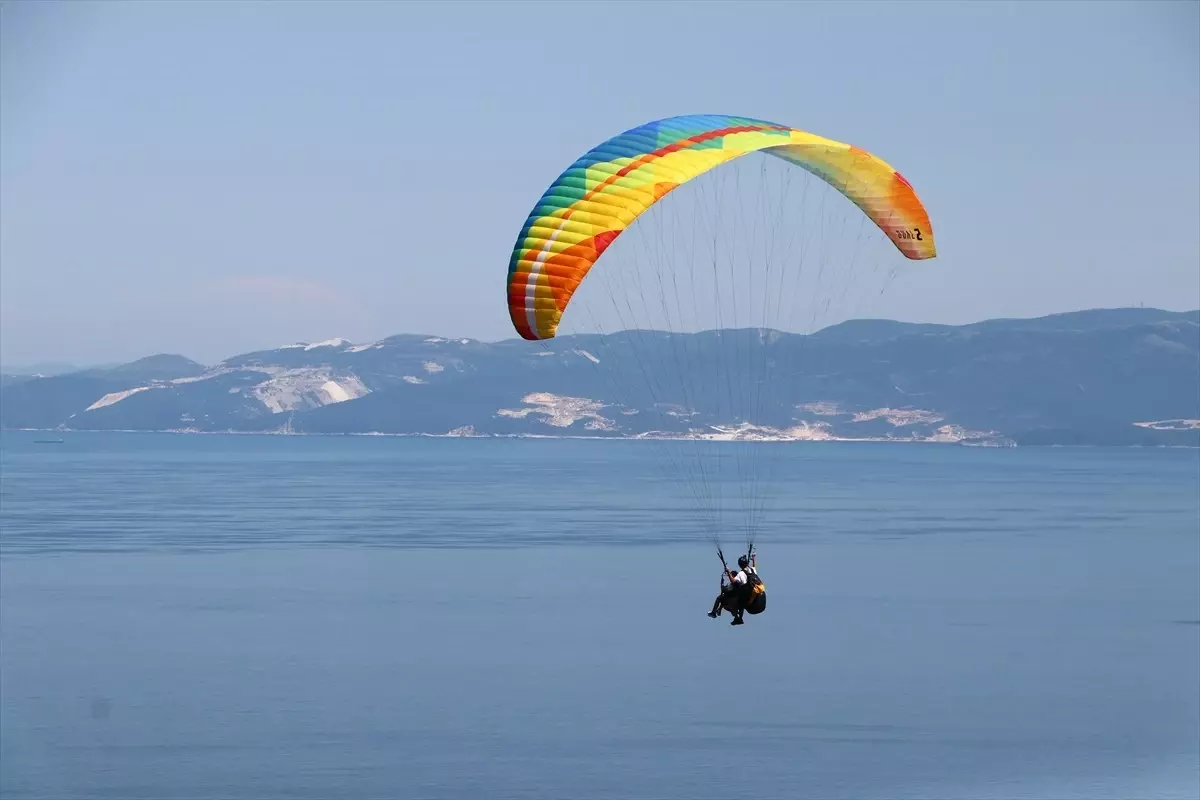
[717,548,766,596]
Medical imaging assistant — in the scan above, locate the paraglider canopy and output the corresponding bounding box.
[506,114,936,342]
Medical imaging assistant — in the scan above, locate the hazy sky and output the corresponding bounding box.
[2,0,1197,366]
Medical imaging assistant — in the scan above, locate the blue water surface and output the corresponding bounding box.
[1,431,1197,799]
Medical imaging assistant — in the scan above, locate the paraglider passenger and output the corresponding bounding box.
[708,554,754,625]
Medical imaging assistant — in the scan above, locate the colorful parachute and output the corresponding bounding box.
[506,114,936,341]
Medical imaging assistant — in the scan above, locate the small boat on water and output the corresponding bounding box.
[33,438,65,444]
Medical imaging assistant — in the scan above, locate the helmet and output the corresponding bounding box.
[737,555,749,568]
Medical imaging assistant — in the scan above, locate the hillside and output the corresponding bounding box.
[2,309,1197,446]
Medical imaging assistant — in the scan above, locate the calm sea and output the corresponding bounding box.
[1,431,1197,799]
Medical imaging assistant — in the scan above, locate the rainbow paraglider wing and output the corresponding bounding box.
[506,114,936,341]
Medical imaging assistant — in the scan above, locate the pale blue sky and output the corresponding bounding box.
[2,0,1197,365]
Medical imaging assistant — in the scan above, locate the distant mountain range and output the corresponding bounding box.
[0,361,89,377]
[2,308,1197,446]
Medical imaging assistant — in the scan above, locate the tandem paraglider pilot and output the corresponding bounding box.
[708,552,766,625]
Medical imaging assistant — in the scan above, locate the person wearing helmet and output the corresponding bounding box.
[707,553,756,625]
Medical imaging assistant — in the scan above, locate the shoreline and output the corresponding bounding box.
[3,426,1197,448]
[3,425,1004,444]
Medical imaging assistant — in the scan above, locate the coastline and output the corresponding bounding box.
[5,426,1198,448]
[4,425,1006,443]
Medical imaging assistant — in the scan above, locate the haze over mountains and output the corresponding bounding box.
[2,308,1197,446]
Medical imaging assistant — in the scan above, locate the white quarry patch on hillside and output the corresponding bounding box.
[403,376,426,384]
[319,380,356,403]
[796,402,947,428]
[497,392,616,430]
[347,342,383,353]
[249,369,369,413]
[424,337,446,343]
[574,349,600,364]
[304,338,350,351]
[1134,419,1200,431]
[87,386,153,411]
[423,361,444,373]
[851,407,944,426]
